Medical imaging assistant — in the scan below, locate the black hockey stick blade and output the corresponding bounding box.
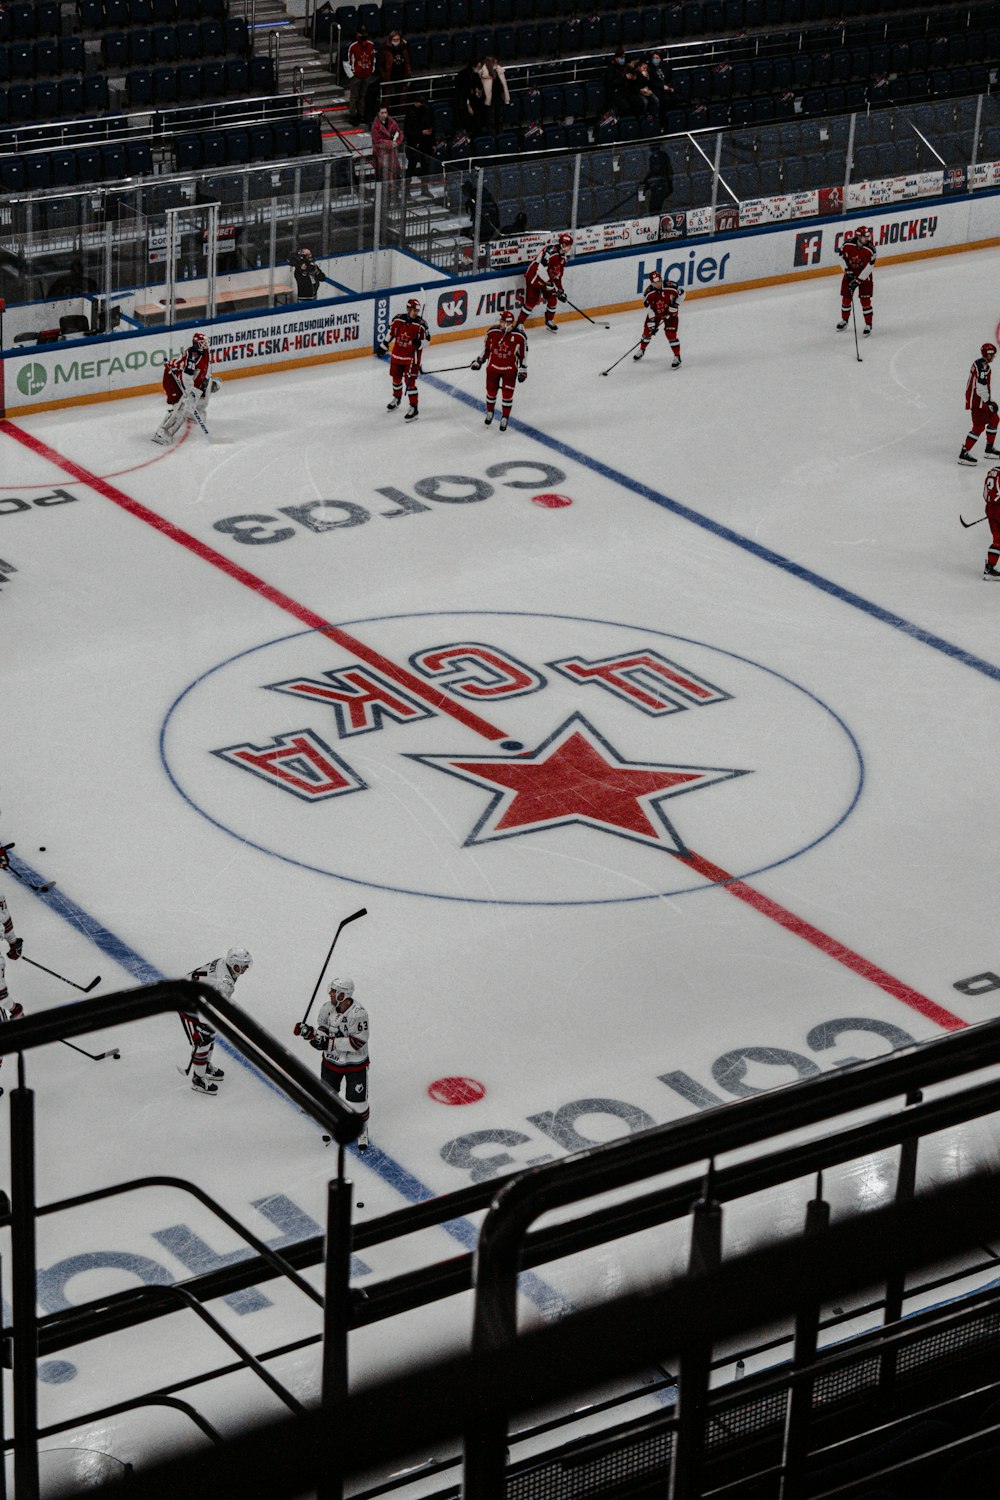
[960,513,987,527]
[21,954,97,991]
[61,1038,117,1062]
[83,975,102,993]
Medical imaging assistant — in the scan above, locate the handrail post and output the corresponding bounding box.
[779,1173,831,1500]
[10,1058,39,1500]
[670,1162,721,1500]
[879,1089,922,1399]
[465,1202,521,1500]
[320,1169,354,1500]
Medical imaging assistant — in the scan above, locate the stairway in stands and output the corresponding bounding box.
[248,0,354,149]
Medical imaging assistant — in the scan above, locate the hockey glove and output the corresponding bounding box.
[7,938,22,960]
[210,377,222,395]
[517,368,527,383]
[0,847,8,870]
[847,276,858,294]
[471,357,483,370]
[988,400,999,416]
[376,342,389,358]
[556,288,567,302]
[310,1031,328,1051]
[296,1022,314,1041]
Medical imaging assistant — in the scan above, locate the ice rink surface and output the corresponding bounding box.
[2,244,1000,1479]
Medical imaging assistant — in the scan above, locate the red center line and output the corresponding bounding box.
[1,418,509,743]
[2,419,968,1033]
[676,849,967,1030]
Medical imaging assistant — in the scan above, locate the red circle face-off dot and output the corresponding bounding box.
[428,1076,487,1106]
[531,492,573,509]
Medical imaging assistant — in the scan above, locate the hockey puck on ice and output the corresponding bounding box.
[530,492,573,509]
[39,847,45,851]
[500,740,524,751]
[428,1076,486,1106]
[357,1201,364,1208]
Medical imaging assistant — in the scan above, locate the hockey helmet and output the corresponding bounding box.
[499,309,516,327]
[982,343,997,360]
[406,298,422,315]
[226,947,253,975]
[329,977,355,998]
[192,332,209,351]
[854,224,871,242]
[647,271,663,287]
[558,233,573,248]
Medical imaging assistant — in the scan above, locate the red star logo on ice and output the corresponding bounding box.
[408,714,748,853]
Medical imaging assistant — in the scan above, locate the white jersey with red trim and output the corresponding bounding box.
[0,892,19,1008]
[186,955,240,1002]
[316,995,370,1068]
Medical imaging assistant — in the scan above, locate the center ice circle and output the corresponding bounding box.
[160,609,864,906]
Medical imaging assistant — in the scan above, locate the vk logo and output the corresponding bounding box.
[437,290,468,328]
[794,231,823,266]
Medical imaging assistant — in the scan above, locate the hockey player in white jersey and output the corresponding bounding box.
[0,890,23,1096]
[298,977,370,1149]
[180,947,252,1094]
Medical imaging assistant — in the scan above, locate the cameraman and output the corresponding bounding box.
[288,246,331,301]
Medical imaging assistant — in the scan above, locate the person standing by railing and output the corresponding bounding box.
[345,26,377,126]
[379,28,411,115]
[476,57,510,137]
[371,103,404,181]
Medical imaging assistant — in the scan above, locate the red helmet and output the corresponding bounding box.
[499,309,515,327]
[192,332,208,351]
[854,225,871,242]
[558,233,573,248]
[647,271,663,287]
[982,343,997,360]
[406,298,421,315]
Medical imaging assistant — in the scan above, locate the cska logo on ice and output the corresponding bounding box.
[164,612,862,905]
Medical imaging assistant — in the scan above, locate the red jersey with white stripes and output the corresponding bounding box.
[482,324,527,375]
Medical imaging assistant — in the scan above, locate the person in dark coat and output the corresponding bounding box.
[288,246,331,300]
[404,99,437,191]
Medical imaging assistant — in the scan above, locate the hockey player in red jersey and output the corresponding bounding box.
[633,271,684,367]
[837,225,876,337]
[517,233,572,333]
[959,343,1000,466]
[982,466,1000,578]
[152,332,218,445]
[379,298,430,420]
[471,309,527,431]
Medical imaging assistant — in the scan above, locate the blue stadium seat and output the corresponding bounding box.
[175,133,201,170]
[452,32,475,63]
[100,142,128,177]
[152,65,177,103]
[224,127,250,163]
[58,75,84,113]
[225,57,249,92]
[34,39,59,75]
[8,3,35,38]
[403,0,425,30]
[543,122,566,148]
[249,55,275,91]
[33,80,58,117]
[177,63,201,98]
[642,6,662,42]
[684,1,704,32]
[176,23,201,59]
[272,120,297,156]
[25,154,51,191]
[35,0,60,34]
[541,84,564,118]
[9,41,32,78]
[75,144,103,182]
[565,120,588,148]
[703,0,723,29]
[730,96,752,127]
[425,0,448,26]
[248,123,275,159]
[407,35,428,67]
[8,81,34,118]
[429,32,452,66]
[83,74,109,109]
[198,129,224,165]
[200,59,225,97]
[129,29,154,65]
[0,156,25,191]
[127,139,153,174]
[151,25,177,62]
[176,0,200,19]
[152,0,177,18]
[130,0,154,22]
[298,115,321,152]
[105,0,130,25]
[225,18,250,55]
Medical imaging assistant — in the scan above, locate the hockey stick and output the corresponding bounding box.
[61,1039,120,1062]
[21,954,101,993]
[960,513,987,527]
[294,908,367,1034]
[424,362,479,375]
[850,290,862,363]
[0,844,54,893]
[563,296,610,330]
[600,340,644,376]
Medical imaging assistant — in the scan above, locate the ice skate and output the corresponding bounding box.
[191,1073,218,1095]
[205,1063,225,1081]
[358,1127,369,1152]
[836,320,849,331]
[386,397,400,410]
[499,415,509,431]
[633,348,645,361]
[958,450,978,465]
[404,406,419,421]
[984,564,1000,579]
[484,410,494,425]
[985,445,1000,457]
[671,356,682,368]
[862,325,872,337]
[545,319,558,333]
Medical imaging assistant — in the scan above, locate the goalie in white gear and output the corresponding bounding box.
[180,947,252,1094]
[298,977,370,1149]
[152,332,221,445]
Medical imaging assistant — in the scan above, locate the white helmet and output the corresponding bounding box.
[226,947,253,976]
[329,977,354,998]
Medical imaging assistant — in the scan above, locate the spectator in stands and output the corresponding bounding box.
[633,62,661,130]
[646,51,676,123]
[379,30,411,114]
[476,57,510,137]
[371,104,404,180]
[404,99,437,193]
[289,247,332,300]
[454,58,486,132]
[345,27,377,126]
[643,146,674,213]
[614,64,654,121]
[605,44,627,99]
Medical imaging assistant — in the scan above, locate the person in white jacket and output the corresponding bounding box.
[476,56,510,135]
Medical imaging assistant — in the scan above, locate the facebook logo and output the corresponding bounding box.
[793,231,823,266]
